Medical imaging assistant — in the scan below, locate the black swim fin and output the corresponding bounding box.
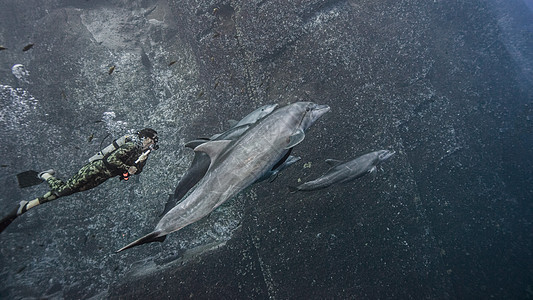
[116,231,167,253]
[0,206,19,234]
[16,170,43,188]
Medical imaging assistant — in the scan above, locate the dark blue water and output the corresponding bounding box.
[0,0,532,299]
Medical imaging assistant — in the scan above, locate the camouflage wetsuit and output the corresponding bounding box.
[0,129,157,233]
[38,140,148,203]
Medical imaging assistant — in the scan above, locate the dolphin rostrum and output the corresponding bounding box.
[118,102,330,252]
[159,104,279,217]
[293,150,395,191]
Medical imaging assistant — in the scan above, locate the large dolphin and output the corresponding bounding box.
[293,150,395,191]
[159,104,278,217]
[118,102,330,252]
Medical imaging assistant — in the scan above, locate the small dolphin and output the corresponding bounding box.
[230,103,278,128]
[118,102,329,252]
[159,104,279,217]
[210,103,278,139]
[293,150,395,191]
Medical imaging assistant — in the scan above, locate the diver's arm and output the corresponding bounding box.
[106,142,138,173]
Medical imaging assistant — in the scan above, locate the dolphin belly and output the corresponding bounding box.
[296,170,344,191]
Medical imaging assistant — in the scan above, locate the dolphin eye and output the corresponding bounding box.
[306,107,311,112]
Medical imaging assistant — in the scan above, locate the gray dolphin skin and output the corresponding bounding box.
[209,103,278,140]
[255,155,301,183]
[231,103,278,127]
[294,150,395,191]
[118,102,330,252]
[159,104,279,217]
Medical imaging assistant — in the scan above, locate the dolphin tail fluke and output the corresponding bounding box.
[116,231,167,253]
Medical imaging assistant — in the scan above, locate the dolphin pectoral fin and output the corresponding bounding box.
[285,129,305,149]
[116,231,166,253]
[368,166,378,179]
[268,172,279,183]
[194,140,232,162]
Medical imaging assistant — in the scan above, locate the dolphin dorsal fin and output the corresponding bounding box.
[325,159,344,167]
[285,129,305,149]
[184,139,209,149]
[194,140,232,162]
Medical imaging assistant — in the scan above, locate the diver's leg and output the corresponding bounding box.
[1,164,112,233]
[0,170,59,233]
[76,171,112,192]
[13,168,68,214]
[44,174,68,195]
[56,162,110,195]
[19,162,109,215]
[11,167,78,217]
[1,163,112,233]
[0,191,58,233]
[38,169,55,181]
[16,191,58,216]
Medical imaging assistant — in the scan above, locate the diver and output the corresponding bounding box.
[0,128,159,233]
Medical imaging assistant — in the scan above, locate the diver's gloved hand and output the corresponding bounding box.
[128,166,137,175]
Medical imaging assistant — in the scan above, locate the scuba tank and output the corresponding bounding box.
[88,134,134,163]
